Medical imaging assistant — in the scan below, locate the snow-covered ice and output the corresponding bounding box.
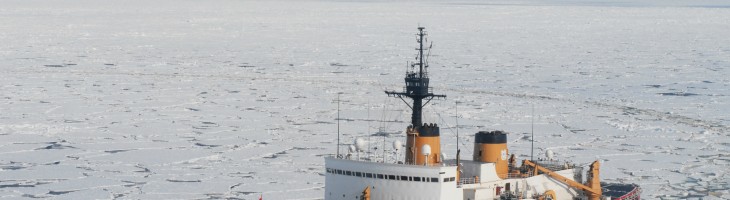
[1,0,729,199]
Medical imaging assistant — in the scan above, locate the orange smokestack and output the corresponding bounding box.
[473,131,509,179]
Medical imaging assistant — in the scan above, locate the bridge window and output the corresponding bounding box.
[356,172,362,177]
[430,177,438,182]
[377,174,384,179]
[365,173,373,178]
[388,175,396,180]
[414,177,421,182]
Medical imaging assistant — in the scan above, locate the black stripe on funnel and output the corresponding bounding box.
[474,131,507,144]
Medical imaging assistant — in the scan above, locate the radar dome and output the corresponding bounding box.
[393,140,403,151]
[546,150,554,160]
[421,144,431,156]
[354,138,366,151]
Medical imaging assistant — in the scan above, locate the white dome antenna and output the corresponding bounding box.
[393,140,403,151]
[355,138,366,152]
[392,140,403,164]
[546,149,555,160]
[421,144,431,166]
[421,144,431,156]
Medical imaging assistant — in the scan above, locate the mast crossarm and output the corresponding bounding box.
[385,91,413,109]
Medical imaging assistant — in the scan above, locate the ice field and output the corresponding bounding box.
[1,0,729,199]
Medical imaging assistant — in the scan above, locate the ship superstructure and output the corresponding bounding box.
[324,27,640,200]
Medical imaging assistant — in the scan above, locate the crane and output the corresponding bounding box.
[523,160,602,200]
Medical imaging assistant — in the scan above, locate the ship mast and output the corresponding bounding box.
[386,27,446,127]
[386,27,446,165]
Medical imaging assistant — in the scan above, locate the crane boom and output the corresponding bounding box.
[523,160,602,200]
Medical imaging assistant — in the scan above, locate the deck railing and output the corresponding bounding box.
[458,177,477,186]
[606,184,641,200]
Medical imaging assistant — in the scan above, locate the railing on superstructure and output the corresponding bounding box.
[505,172,527,179]
[458,177,477,186]
[332,154,466,167]
[529,160,576,171]
[516,160,577,177]
[398,87,437,95]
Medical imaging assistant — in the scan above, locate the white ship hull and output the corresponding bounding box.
[325,157,584,200]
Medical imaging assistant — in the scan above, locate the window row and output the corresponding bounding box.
[326,168,456,183]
